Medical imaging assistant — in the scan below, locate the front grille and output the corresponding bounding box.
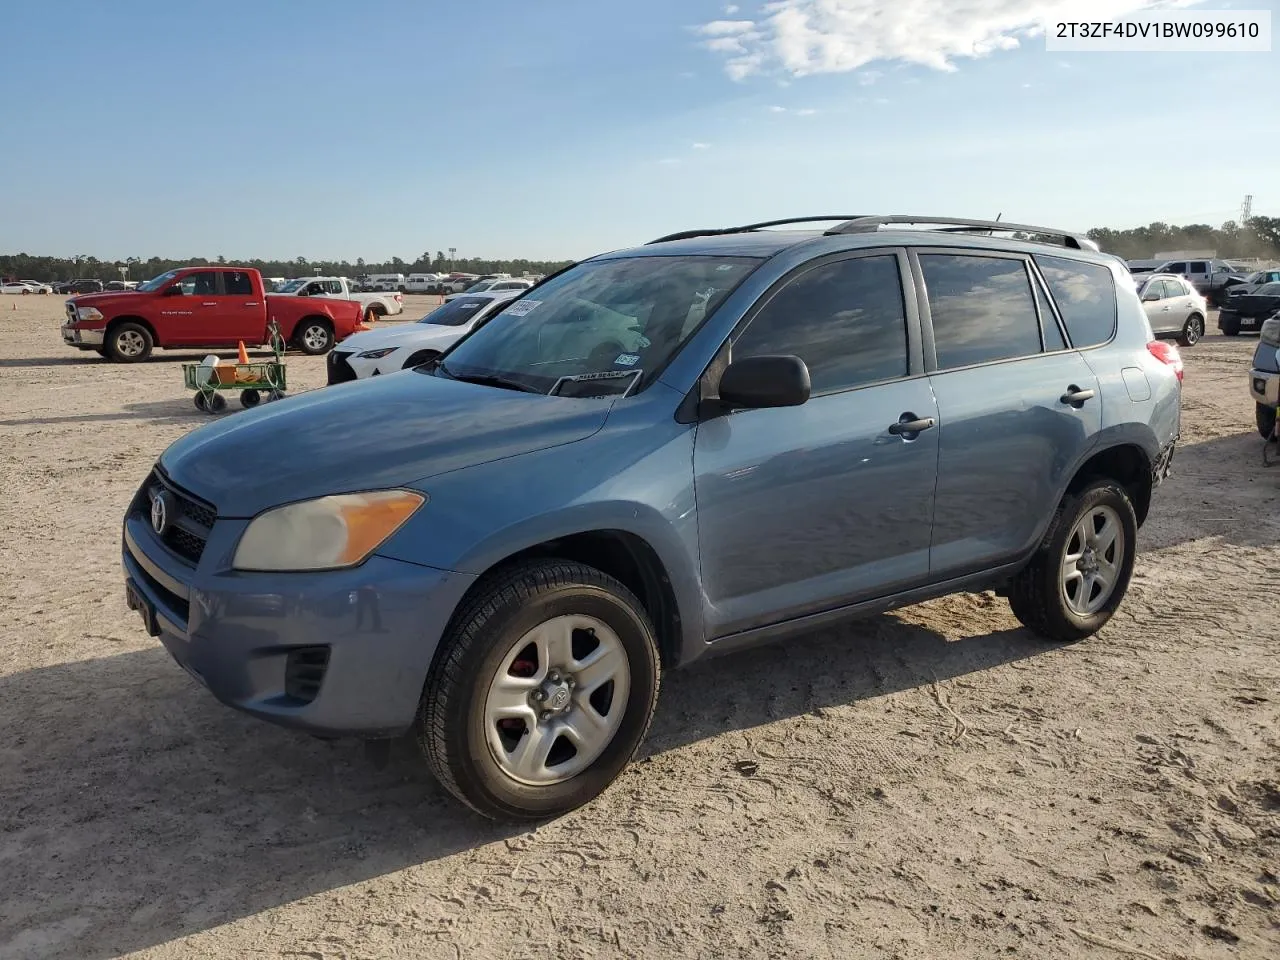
[143,468,218,565]
[327,350,357,385]
[284,647,330,703]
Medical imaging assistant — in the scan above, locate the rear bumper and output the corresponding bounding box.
[122,507,476,738]
[1152,439,1176,487]
[1251,369,1279,407]
[1219,311,1265,332]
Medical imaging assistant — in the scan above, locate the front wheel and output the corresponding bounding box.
[106,321,153,362]
[1177,314,1204,347]
[1259,402,1278,441]
[294,320,334,355]
[1007,479,1138,644]
[364,306,380,325]
[418,560,661,821]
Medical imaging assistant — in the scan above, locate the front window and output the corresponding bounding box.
[434,255,760,396]
[137,270,179,292]
[418,296,495,326]
[276,279,307,294]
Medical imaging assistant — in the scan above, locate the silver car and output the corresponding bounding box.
[1137,273,1207,346]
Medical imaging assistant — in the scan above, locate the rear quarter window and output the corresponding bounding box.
[1034,255,1118,348]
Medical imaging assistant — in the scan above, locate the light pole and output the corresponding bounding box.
[448,247,456,271]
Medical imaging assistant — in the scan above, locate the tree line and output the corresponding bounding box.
[0,250,574,284]
[3,218,1279,283]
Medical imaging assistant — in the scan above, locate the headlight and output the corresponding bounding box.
[357,347,397,359]
[233,490,425,571]
[76,306,103,321]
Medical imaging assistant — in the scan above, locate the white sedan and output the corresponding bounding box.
[1,281,39,294]
[443,278,533,302]
[326,290,521,384]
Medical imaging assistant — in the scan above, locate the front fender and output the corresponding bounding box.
[374,387,705,655]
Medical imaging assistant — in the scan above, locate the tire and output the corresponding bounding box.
[402,349,441,371]
[1007,479,1138,644]
[1259,403,1278,441]
[1220,315,1241,336]
[294,319,334,355]
[208,392,227,413]
[240,389,261,408]
[193,392,208,412]
[1177,314,1204,347]
[106,321,153,362]
[364,306,380,324]
[418,559,661,821]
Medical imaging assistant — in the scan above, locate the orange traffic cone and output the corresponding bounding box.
[237,340,250,364]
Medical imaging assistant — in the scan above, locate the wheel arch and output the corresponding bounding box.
[1063,442,1155,527]
[105,314,158,345]
[439,526,687,673]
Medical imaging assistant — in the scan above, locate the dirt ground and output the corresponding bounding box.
[1,292,1277,960]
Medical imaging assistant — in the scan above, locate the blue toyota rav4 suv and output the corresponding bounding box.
[123,216,1182,820]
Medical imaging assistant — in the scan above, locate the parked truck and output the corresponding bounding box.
[1153,257,1248,306]
[272,276,404,323]
[61,266,364,362]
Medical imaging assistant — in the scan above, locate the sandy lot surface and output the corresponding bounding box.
[1,292,1277,960]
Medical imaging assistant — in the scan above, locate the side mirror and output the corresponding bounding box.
[1142,291,1160,302]
[162,285,184,297]
[717,355,811,410]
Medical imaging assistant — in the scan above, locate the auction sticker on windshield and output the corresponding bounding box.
[506,300,540,317]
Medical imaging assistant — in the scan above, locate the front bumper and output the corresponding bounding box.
[1251,369,1279,407]
[61,323,104,347]
[121,491,475,738]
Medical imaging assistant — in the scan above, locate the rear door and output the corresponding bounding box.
[220,269,267,343]
[917,250,1102,578]
[694,250,939,638]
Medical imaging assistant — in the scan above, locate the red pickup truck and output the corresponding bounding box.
[61,266,363,362]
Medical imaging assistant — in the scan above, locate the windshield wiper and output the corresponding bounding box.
[436,361,543,394]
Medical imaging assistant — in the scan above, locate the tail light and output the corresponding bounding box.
[1147,340,1183,382]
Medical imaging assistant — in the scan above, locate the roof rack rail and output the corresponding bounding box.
[824,216,1097,251]
[647,216,863,245]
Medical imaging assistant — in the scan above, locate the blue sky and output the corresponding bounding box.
[1,0,1276,262]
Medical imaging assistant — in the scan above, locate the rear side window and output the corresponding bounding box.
[920,254,1041,369]
[1189,261,1208,273]
[224,272,254,296]
[1034,255,1118,348]
[732,254,908,394]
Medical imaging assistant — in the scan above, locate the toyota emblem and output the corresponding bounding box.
[150,491,169,536]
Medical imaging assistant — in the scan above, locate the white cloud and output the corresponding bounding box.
[692,142,711,149]
[698,0,1202,79]
[857,69,882,86]
[768,104,788,112]
[1022,82,1032,88]
[795,107,818,116]
[658,158,681,165]
[724,3,740,11]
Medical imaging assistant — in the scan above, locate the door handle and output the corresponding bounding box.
[244,302,260,307]
[1060,386,1096,406]
[201,301,217,306]
[887,414,936,436]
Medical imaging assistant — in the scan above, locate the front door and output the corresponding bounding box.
[694,251,939,639]
[916,251,1102,578]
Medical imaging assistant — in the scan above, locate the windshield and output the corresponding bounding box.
[136,270,179,292]
[434,254,759,396]
[276,279,308,293]
[418,296,499,326]
[1257,283,1280,296]
[465,280,497,292]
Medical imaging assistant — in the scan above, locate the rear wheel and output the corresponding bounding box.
[193,392,208,412]
[208,392,227,413]
[1220,315,1241,336]
[1008,479,1138,644]
[1259,402,1278,441]
[294,320,334,355]
[240,389,261,408]
[418,560,661,821]
[1178,314,1204,347]
[107,322,153,362]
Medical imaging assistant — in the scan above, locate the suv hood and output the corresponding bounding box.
[159,371,610,517]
